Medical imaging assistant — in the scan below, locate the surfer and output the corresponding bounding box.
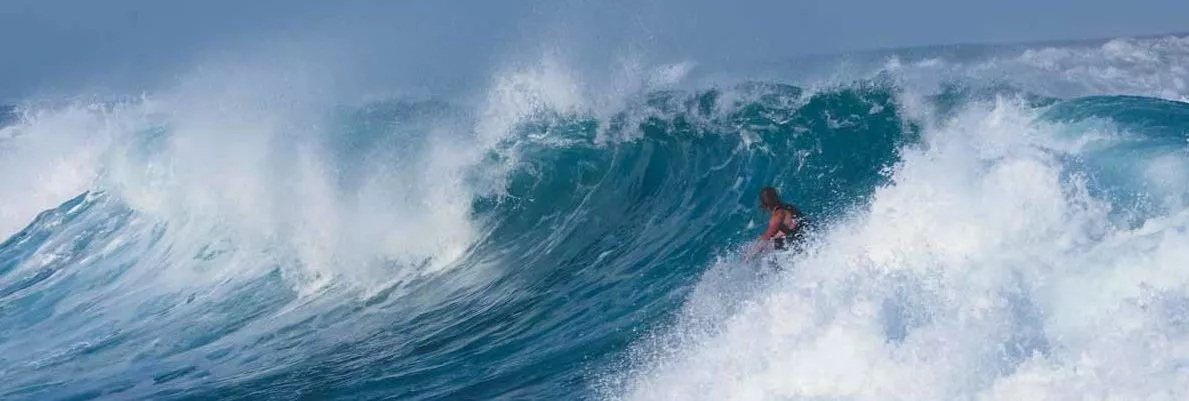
[745,186,805,261]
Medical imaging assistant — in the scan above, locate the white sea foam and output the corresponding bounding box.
[885,34,1189,102]
[610,94,1189,400]
[1,63,482,295]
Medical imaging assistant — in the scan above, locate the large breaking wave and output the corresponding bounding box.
[2,34,1189,400]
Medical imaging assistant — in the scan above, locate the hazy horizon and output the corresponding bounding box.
[3,0,1187,102]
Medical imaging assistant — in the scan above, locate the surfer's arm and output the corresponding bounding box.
[745,213,783,261]
[759,212,783,241]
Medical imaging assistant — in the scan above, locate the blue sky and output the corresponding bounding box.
[2,0,1186,101]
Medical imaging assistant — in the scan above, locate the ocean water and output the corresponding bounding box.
[2,34,1189,400]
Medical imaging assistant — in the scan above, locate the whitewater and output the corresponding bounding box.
[2,34,1189,400]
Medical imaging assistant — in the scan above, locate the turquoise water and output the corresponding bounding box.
[3,35,1189,400]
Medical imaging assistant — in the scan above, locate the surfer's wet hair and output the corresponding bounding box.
[759,186,782,211]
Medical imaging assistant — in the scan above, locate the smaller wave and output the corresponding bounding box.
[1039,95,1189,228]
[769,34,1189,104]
